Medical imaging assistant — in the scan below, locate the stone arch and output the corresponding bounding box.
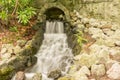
[38,3,70,22]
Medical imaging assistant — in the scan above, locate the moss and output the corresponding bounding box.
[0,65,15,80]
[0,65,14,76]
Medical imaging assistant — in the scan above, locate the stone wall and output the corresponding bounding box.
[76,0,120,24]
[33,0,120,25]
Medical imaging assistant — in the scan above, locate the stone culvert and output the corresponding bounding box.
[0,2,81,80]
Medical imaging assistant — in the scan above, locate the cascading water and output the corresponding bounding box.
[12,21,73,80]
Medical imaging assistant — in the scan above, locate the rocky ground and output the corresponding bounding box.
[57,10,120,80]
[0,10,120,80]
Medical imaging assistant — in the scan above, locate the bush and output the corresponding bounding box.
[0,0,36,25]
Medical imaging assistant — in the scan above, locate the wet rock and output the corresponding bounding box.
[91,64,105,77]
[47,69,61,79]
[15,71,25,80]
[0,65,14,80]
[31,73,42,80]
[69,65,80,74]
[107,63,120,80]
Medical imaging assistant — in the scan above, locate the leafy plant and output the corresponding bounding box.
[9,26,18,32]
[17,7,36,24]
[0,11,8,20]
[0,0,36,25]
[75,30,87,47]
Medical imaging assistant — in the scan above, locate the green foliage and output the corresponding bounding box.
[0,0,36,24]
[75,30,87,47]
[9,26,18,32]
[0,11,8,20]
[17,7,36,24]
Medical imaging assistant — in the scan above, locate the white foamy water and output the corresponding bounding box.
[12,21,73,80]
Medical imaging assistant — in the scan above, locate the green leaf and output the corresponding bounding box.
[0,11,8,20]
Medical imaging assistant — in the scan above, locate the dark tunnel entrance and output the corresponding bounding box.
[44,7,65,21]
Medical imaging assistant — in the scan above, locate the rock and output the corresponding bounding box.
[115,41,120,46]
[89,18,100,27]
[91,64,105,77]
[77,24,85,31]
[74,53,97,68]
[14,46,21,53]
[81,18,89,24]
[88,27,106,39]
[78,66,90,76]
[47,69,61,79]
[102,29,114,36]
[1,53,11,60]
[104,38,115,47]
[69,65,89,80]
[73,73,88,80]
[89,44,110,63]
[15,71,25,80]
[111,23,119,31]
[107,63,120,80]
[0,65,14,80]
[105,60,118,70]
[58,76,75,80]
[17,40,27,47]
[68,65,80,74]
[97,47,110,63]
[31,73,42,80]
[0,48,7,54]
[1,44,14,54]
[69,65,90,80]
[109,48,120,61]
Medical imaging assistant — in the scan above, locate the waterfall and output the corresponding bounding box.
[46,21,64,33]
[12,21,73,80]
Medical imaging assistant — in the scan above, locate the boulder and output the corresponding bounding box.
[109,48,120,61]
[78,66,90,76]
[31,73,42,80]
[74,54,97,68]
[47,69,61,79]
[105,60,118,70]
[91,64,105,77]
[107,63,120,80]
[15,71,25,80]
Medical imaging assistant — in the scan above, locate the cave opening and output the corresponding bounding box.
[44,7,65,21]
